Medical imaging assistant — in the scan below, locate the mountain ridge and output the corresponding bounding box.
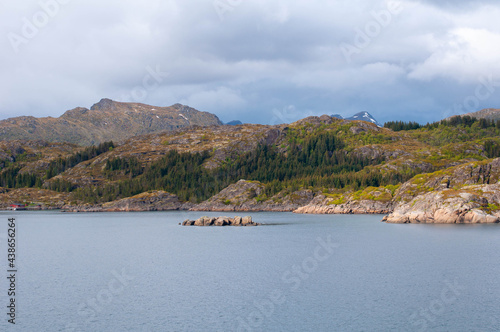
[0,99,223,146]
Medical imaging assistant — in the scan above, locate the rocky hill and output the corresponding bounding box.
[382,158,500,223]
[1,109,500,224]
[0,99,223,146]
[191,179,314,212]
[446,108,500,121]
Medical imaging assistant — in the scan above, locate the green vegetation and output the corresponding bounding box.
[484,140,500,158]
[486,203,500,212]
[45,141,114,179]
[104,156,143,179]
[408,116,500,147]
[74,150,217,203]
[436,115,498,129]
[0,141,114,191]
[0,167,42,189]
[46,178,74,192]
[73,132,394,203]
[384,121,422,131]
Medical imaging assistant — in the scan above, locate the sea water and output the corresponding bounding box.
[0,211,499,331]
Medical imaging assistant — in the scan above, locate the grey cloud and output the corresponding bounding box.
[1,0,499,125]
[415,0,499,10]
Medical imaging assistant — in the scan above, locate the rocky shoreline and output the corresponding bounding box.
[293,193,394,215]
[5,159,500,224]
[383,184,500,224]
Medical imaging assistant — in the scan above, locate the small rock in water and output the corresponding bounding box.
[181,216,260,226]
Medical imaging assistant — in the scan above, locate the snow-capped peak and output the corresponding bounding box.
[332,111,382,127]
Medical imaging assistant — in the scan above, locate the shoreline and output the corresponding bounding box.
[5,206,500,224]
[4,158,500,224]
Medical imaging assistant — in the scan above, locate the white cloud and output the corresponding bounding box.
[408,28,500,82]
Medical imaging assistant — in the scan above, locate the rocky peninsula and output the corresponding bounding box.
[383,185,500,224]
[383,158,500,224]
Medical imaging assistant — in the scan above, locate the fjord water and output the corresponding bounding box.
[1,211,499,332]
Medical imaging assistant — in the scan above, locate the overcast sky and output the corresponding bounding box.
[1,0,500,125]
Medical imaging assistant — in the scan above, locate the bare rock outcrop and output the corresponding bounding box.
[61,204,104,212]
[383,184,500,224]
[394,158,500,204]
[191,180,314,212]
[355,145,411,161]
[182,216,260,226]
[64,191,193,212]
[294,188,395,215]
[295,200,393,215]
[101,191,189,212]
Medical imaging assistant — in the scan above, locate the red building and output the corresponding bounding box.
[10,204,26,211]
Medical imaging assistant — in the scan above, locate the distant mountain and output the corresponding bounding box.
[345,112,382,127]
[226,120,243,126]
[446,108,500,121]
[0,99,223,146]
[331,111,382,127]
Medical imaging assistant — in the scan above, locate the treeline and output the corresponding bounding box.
[74,150,216,203]
[484,140,500,158]
[384,121,422,131]
[426,116,500,129]
[437,116,499,129]
[0,167,42,188]
[74,132,390,203]
[45,141,114,179]
[104,156,143,179]
[0,167,76,191]
[45,178,75,192]
[221,133,377,184]
[385,116,500,132]
[0,141,114,191]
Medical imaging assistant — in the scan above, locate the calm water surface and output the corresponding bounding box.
[0,211,499,331]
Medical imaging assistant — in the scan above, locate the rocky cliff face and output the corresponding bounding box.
[0,99,223,146]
